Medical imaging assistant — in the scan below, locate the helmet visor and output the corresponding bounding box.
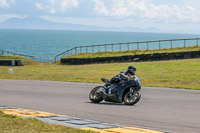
[128,68,136,74]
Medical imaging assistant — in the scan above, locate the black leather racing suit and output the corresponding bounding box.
[108,70,135,94]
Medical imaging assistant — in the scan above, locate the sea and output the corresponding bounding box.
[0,29,200,62]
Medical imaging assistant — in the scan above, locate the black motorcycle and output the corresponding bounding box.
[89,75,141,105]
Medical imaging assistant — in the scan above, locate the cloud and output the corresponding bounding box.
[185,0,200,9]
[0,0,14,8]
[93,0,109,16]
[1,0,200,33]
[35,0,79,14]
[39,0,200,33]
[93,0,150,17]
[60,0,79,12]
[92,0,200,22]
[0,14,26,22]
[35,3,44,10]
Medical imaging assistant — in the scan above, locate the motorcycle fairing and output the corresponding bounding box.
[117,80,136,102]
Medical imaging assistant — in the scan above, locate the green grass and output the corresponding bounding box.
[0,55,38,65]
[63,45,200,59]
[0,111,94,133]
[0,57,200,89]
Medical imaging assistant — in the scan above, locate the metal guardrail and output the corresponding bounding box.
[54,38,200,62]
[1,38,200,62]
[0,50,35,60]
[0,50,55,62]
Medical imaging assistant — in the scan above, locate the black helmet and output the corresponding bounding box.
[127,66,136,75]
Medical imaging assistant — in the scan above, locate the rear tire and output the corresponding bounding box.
[123,90,141,105]
[89,86,103,103]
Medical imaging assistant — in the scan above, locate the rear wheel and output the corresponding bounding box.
[123,90,141,105]
[89,86,103,103]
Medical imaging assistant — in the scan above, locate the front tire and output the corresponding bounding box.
[89,86,103,103]
[123,90,141,105]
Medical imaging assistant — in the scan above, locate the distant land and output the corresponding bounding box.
[0,16,199,34]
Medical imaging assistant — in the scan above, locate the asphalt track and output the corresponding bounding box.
[0,79,200,133]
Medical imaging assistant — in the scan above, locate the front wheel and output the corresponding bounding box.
[89,86,103,103]
[123,90,141,105]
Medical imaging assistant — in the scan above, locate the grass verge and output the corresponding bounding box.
[0,111,94,133]
[0,55,38,65]
[0,57,200,90]
[63,45,200,59]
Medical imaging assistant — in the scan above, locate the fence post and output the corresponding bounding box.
[77,47,79,54]
[171,40,173,49]
[197,39,199,46]
[137,43,139,50]
[105,45,106,52]
[184,39,186,47]
[112,44,114,52]
[119,44,121,51]
[127,43,129,51]
[80,47,82,53]
[75,47,77,54]
[86,46,88,53]
[92,46,94,53]
[147,42,149,50]
[159,41,161,49]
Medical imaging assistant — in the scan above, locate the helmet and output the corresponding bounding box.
[127,66,136,75]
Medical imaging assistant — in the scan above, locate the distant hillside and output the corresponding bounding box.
[0,16,161,32]
[0,16,98,31]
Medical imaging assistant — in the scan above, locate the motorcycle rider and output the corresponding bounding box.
[108,66,136,94]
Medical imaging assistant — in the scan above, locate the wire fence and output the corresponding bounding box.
[0,50,36,60]
[55,38,200,62]
[0,50,54,62]
[1,38,200,62]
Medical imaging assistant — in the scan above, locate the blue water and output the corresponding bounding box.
[0,29,200,61]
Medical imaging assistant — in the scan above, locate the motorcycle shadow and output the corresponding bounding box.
[87,102,131,106]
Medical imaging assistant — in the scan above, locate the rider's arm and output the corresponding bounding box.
[119,71,129,80]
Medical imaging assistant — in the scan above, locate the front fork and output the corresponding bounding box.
[100,86,107,93]
[130,87,135,95]
[94,86,105,96]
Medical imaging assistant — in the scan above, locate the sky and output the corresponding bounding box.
[0,0,200,33]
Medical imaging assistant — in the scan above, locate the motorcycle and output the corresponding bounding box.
[89,75,141,105]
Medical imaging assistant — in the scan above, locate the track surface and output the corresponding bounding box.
[0,79,200,133]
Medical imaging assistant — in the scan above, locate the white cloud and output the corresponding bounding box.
[1,0,200,33]
[0,0,14,8]
[0,0,9,7]
[35,0,79,14]
[185,0,200,9]
[0,14,26,22]
[61,0,78,12]
[93,0,109,16]
[35,3,44,10]
[93,0,150,17]
[92,0,200,22]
